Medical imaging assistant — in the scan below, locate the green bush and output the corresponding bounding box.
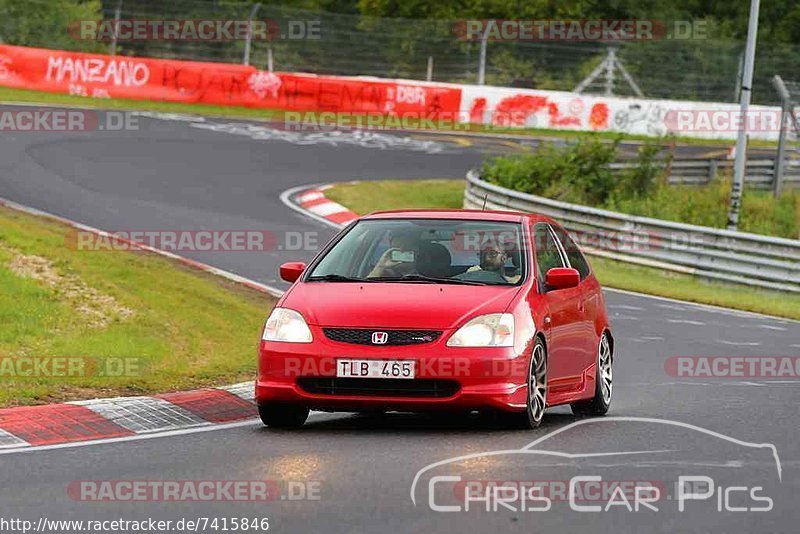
[612,140,671,201]
[482,137,619,205]
[483,136,669,205]
[0,0,105,53]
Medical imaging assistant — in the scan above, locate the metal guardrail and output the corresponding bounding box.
[463,170,800,292]
[610,158,800,190]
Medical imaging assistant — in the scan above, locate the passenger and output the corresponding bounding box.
[367,233,419,278]
[369,238,453,279]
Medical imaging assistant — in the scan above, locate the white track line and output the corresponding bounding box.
[0,419,260,456]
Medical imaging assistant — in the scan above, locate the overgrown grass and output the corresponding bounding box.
[324,178,800,320]
[0,206,276,407]
[606,178,800,238]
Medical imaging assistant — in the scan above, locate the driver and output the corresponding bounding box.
[465,243,520,283]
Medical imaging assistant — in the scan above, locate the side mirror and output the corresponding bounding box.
[545,267,580,290]
[279,262,306,283]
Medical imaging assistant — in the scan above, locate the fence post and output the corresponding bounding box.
[243,3,261,66]
[726,0,760,231]
[604,48,616,96]
[477,29,488,85]
[772,75,791,197]
[109,0,123,56]
[774,114,787,196]
[426,56,434,82]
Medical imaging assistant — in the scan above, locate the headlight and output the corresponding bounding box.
[262,308,313,343]
[447,313,514,347]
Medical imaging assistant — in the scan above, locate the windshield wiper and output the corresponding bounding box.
[366,274,488,286]
[307,274,367,282]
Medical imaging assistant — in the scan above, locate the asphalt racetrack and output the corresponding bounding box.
[0,106,797,533]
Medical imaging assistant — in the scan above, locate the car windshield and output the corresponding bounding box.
[307,218,526,286]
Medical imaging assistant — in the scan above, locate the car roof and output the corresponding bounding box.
[361,209,554,224]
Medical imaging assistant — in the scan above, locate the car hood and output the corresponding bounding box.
[284,282,522,329]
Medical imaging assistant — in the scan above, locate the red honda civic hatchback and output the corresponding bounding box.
[256,210,613,429]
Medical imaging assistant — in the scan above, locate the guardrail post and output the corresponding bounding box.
[708,160,718,182]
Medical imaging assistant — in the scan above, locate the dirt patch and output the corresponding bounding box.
[3,244,135,328]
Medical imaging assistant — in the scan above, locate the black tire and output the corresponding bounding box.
[571,332,612,416]
[258,403,309,428]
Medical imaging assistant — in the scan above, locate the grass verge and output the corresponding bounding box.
[0,86,775,147]
[325,179,800,320]
[0,205,276,407]
[325,179,465,215]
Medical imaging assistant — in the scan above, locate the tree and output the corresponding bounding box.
[0,0,105,52]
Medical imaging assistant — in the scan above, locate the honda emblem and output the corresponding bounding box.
[371,331,389,345]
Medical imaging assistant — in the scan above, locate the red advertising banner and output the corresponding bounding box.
[0,44,461,116]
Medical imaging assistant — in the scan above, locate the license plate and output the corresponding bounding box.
[336,359,416,379]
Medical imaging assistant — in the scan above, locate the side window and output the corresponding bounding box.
[533,224,565,280]
[551,225,591,280]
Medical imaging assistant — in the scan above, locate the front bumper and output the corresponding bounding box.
[255,329,530,412]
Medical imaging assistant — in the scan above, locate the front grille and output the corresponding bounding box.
[297,377,460,398]
[323,328,442,346]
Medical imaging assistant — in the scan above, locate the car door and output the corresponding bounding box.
[550,224,599,374]
[532,223,586,390]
